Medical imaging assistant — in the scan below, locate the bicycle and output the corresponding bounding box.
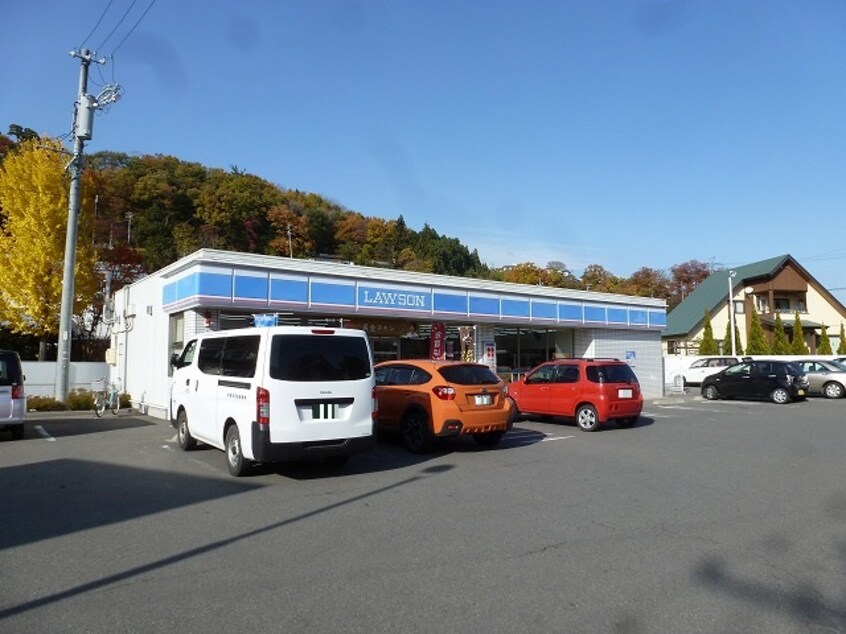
[92,378,121,417]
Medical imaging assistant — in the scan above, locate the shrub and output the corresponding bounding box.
[67,389,95,411]
[26,396,66,412]
[25,390,131,412]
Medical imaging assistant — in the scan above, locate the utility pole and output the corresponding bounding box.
[728,270,737,356]
[55,49,121,401]
[287,223,293,258]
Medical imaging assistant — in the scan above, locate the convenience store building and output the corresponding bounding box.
[111,249,667,419]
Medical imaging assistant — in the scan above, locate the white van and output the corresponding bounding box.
[0,350,26,440]
[170,326,376,476]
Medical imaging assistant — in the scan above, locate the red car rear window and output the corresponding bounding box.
[586,364,638,384]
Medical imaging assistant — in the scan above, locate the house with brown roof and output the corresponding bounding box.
[663,255,846,355]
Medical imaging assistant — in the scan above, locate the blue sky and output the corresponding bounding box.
[3,1,846,301]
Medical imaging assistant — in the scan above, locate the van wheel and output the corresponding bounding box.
[10,424,24,440]
[402,411,434,453]
[576,405,599,432]
[473,431,503,448]
[176,410,196,450]
[823,381,844,399]
[770,387,790,405]
[617,417,638,428]
[225,425,250,476]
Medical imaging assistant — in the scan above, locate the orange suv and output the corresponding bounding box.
[506,358,642,431]
[374,360,513,452]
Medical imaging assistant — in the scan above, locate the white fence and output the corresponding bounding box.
[21,361,110,398]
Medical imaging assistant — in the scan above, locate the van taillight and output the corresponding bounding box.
[372,386,378,420]
[11,385,23,399]
[257,387,270,425]
[432,386,456,400]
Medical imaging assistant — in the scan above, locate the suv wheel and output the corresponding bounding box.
[402,411,434,453]
[770,387,790,405]
[576,405,599,432]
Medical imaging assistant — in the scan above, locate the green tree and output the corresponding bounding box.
[746,310,769,354]
[0,138,99,358]
[699,311,719,355]
[771,313,790,354]
[723,320,744,355]
[838,324,846,355]
[818,326,832,355]
[789,313,809,355]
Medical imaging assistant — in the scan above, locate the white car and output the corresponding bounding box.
[0,350,26,440]
[683,356,741,386]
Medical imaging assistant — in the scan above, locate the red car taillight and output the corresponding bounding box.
[11,385,23,399]
[432,386,456,400]
[257,387,270,425]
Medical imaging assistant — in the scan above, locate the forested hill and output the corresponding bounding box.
[83,150,489,278]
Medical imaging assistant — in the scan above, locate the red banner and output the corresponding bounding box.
[430,322,446,360]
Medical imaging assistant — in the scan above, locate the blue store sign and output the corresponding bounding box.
[358,286,430,312]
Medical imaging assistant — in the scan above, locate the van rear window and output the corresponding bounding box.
[269,335,371,382]
[0,352,22,386]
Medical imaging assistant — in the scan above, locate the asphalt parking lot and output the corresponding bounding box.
[2,395,845,633]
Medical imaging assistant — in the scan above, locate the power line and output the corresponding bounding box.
[111,0,158,56]
[79,0,115,49]
[96,0,139,52]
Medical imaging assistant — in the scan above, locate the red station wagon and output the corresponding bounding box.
[506,358,643,431]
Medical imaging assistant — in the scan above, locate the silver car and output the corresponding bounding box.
[797,359,846,399]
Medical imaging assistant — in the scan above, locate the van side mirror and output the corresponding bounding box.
[170,353,181,369]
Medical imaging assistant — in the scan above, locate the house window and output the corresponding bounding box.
[775,298,791,312]
[755,296,769,313]
[733,300,745,314]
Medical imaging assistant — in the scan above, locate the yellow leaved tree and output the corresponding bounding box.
[0,137,99,358]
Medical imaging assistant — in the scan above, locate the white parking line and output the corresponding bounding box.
[33,425,56,442]
[541,435,575,442]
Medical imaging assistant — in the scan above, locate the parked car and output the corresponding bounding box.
[701,360,809,404]
[374,360,512,452]
[506,358,642,432]
[0,350,26,440]
[796,359,846,399]
[682,356,741,386]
